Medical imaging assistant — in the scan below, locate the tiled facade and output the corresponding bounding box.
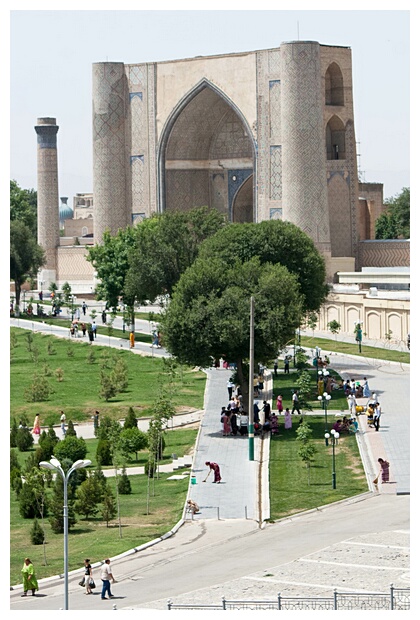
[91,41,359,265]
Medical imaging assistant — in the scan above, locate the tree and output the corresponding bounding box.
[87,226,137,314]
[123,407,138,429]
[30,519,45,545]
[53,436,87,463]
[198,219,328,313]
[74,475,104,519]
[162,257,304,402]
[125,207,227,305]
[296,420,317,485]
[375,187,410,239]
[101,485,117,527]
[119,427,148,461]
[10,180,37,236]
[10,220,45,309]
[327,320,341,339]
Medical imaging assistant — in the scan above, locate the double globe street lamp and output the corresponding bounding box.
[317,389,332,445]
[324,430,339,489]
[39,457,91,610]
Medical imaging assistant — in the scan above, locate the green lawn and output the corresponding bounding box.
[269,416,368,520]
[300,335,409,364]
[10,429,197,586]
[272,369,348,413]
[10,327,206,426]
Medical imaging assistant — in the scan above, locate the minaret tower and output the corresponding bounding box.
[35,117,60,289]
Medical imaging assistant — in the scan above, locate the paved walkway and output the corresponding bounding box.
[9,315,410,607]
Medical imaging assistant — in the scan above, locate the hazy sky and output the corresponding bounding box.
[8,5,411,204]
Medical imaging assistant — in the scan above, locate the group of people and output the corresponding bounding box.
[70,320,97,341]
[344,377,372,399]
[21,557,117,600]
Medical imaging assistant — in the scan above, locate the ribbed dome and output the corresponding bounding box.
[59,203,73,221]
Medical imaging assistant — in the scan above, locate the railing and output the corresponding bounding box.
[167,585,410,610]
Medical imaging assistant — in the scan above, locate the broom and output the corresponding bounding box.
[373,471,380,485]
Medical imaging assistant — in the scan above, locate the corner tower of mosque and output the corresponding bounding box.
[91,41,359,277]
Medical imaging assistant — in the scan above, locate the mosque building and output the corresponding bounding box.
[35,40,409,342]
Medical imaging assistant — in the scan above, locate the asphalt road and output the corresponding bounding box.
[10,493,409,611]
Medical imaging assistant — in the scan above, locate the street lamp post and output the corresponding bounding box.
[39,458,91,609]
[248,296,255,461]
[317,390,331,445]
[324,430,339,489]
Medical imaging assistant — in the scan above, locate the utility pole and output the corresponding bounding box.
[248,296,255,461]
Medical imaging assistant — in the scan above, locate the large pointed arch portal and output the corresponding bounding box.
[158,80,256,222]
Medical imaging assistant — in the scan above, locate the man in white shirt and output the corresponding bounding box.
[100,559,115,600]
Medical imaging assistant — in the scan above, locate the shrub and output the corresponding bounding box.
[118,467,132,495]
[10,418,18,448]
[123,407,138,429]
[24,372,53,402]
[19,483,38,518]
[99,371,117,401]
[86,348,95,364]
[66,420,77,437]
[53,436,87,463]
[96,439,113,466]
[15,426,34,452]
[55,368,64,382]
[30,518,45,545]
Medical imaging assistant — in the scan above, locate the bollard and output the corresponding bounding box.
[245,505,248,519]
[217,506,220,520]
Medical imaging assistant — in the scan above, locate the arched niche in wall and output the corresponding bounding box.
[326,115,346,161]
[158,79,255,221]
[366,311,381,340]
[325,63,344,106]
[387,312,403,342]
[326,305,340,324]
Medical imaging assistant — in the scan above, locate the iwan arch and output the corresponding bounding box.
[88,40,359,280]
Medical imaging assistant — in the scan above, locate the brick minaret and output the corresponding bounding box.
[35,117,60,290]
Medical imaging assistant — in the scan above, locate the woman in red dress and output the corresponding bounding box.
[205,461,221,483]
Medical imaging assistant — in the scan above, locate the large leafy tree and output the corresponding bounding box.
[124,207,227,305]
[87,226,138,312]
[10,180,37,236]
[375,187,410,239]
[197,219,328,312]
[10,220,45,309]
[162,256,303,402]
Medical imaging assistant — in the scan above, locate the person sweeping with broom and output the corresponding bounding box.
[373,457,390,485]
[204,461,222,483]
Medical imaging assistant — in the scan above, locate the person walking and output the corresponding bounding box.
[21,558,38,596]
[93,411,100,436]
[92,321,97,339]
[83,558,94,595]
[81,322,87,337]
[291,390,301,415]
[60,410,66,436]
[276,393,283,414]
[88,325,94,343]
[31,414,41,436]
[102,309,107,324]
[273,360,278,376]
[284,357,290,374]
[227,378,235,400]
[82,301,87,316]
[129,331,135,348]
[100,558,116,600]
[239,411,248,436]
[204,461,222,483]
